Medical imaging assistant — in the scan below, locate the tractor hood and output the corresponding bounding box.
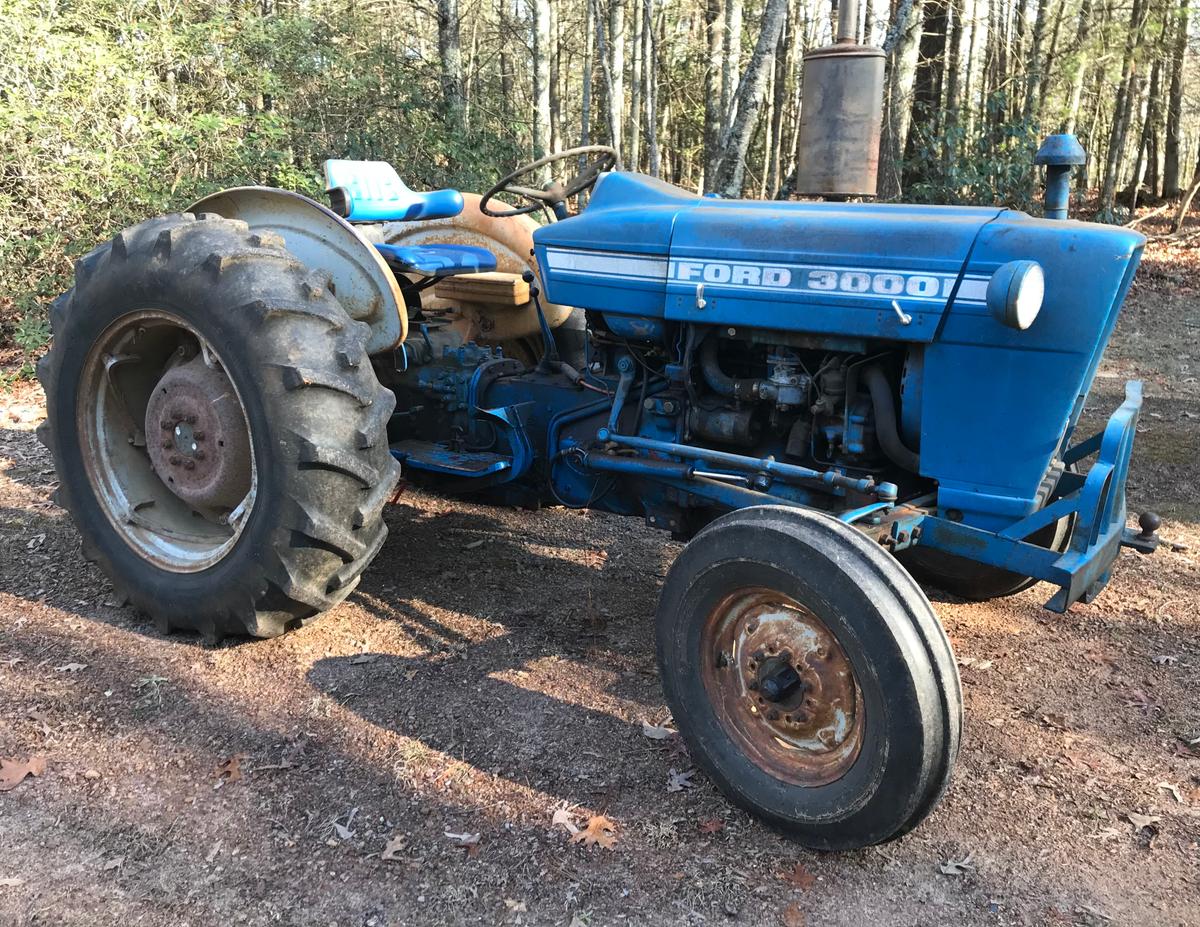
[534,172,1006,342]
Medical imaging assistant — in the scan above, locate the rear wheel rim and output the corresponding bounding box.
[700,587,864,786]
[77,310,257,572]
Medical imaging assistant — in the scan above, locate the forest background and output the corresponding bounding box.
[1,0,1197,368]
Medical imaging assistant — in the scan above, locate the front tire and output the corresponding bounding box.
[656,506,961,850]
[37,213,399,640]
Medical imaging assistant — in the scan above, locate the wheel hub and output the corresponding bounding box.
[145,355,252,511]
[702,588,863,786]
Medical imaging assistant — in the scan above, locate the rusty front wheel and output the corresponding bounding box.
[656,506,961,850]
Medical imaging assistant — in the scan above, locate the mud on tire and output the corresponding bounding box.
[37,213,400,641]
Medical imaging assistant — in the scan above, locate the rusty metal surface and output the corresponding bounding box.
[700,587,863,786]
[190,187,405,353]
[795,43,885,197]
[144,356,252,511]
[78,311,257,572]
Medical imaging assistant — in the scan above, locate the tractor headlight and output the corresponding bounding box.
[987,260,1045,330]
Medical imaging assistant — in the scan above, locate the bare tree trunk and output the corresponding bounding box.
[643,0,661,176]
[1162,0,1188,196]
[1021,0,1049,125]
[767,8,790,196]
[629,0,644,170]
[1099,0,1149,216]
[593,0,623,159]
[879,0,924,198]
[532,0,553,160]
[721,0,744,134]
[498,0,513,124]
[609,0,626,160]
[581,1,594,148]
[713,0,790,196]
[961,0,979,140]
[903,0,947,186]
[549,0,561,154]
[436,0,465,132]
[703,0,726,189]
[1036,0,1064,117]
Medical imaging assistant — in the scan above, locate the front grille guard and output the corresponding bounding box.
[915,381,1153,612]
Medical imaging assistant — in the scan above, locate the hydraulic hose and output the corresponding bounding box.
[862,364,920,473]
[699,334,775,401]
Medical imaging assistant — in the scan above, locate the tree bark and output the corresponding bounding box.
[1162,0,1188,196]
[703,0,726,189]
[532,0,553,160]
[643,0,661,176]
[581,0,594,148]
[436,0,464,132]
[629,0,644,170]
[713,0,790,196]
[879,0,925,198]
[721,0,744,134]
[608,0,626,160]
[1099,0,1149,216]
[549,0,561,155]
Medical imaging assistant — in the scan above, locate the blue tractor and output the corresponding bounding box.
[37,142,1159,850]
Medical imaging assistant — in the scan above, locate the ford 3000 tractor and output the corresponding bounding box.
[37,137,1159,849]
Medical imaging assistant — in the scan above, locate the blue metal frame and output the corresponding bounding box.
[911,381,1144,611]
[372,150,1151,614]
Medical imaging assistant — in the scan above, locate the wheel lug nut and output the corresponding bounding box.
[193,431,205,441]
[194,451,206,461]
[746,621,758,632]
[169,455,181,466]
[185,414,197,425]
[183,459,196,470]
[160,419,173,430]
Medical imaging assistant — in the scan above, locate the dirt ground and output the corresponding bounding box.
[1,233,1198,927]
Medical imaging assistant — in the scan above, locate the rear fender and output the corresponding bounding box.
[189,187,405,353]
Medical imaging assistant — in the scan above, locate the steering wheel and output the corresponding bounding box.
[480,145,619,219]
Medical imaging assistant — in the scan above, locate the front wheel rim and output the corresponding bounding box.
[700,586,864,786]
[77,310,257,573]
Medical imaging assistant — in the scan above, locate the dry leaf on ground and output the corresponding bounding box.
[380,836,406,860]
[698,818,725,834]
[445,830,481,856]
[349,654,378,665]
[0,755,46,792]
[781,900,806,926]
[1127,812,1161,830]
[641,720,674,740]
[215,755,246,783]
[940,853,975,875]
[570,815,617,850]
[552,807,580,835]
[54,663,87,673]
[0,877,25,888]
[666,767,695,792]
[780,862,816,891]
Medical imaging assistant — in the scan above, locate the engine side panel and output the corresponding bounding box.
[918,214,1144,527]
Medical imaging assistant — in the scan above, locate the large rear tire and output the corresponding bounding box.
[37,213,399,640]
[656,506,961,850]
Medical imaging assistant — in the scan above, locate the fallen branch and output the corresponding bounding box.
[1125,203,1169,228]
[1171,175,1200,234]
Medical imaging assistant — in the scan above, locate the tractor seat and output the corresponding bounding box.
[373,242,497,278]
[323,159,465,223]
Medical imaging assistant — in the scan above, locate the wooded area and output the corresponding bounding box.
[1,0,1198,358]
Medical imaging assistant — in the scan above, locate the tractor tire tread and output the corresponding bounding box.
[37,212,397,640]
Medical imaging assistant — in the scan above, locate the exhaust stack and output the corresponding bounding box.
[794,0,885,198]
